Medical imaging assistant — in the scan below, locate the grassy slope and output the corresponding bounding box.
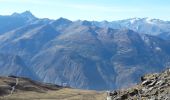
[0,76,106,100]
[1,88,106,100]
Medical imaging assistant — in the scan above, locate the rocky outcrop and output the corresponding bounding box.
[110,69,170,100]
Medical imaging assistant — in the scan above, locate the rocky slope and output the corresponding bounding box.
[110,69,170,100]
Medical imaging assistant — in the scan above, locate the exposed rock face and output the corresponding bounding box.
[110,69,170,100]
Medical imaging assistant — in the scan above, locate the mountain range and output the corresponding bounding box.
[1,11,170,90]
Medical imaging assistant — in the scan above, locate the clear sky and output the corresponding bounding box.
[0,0,169,21]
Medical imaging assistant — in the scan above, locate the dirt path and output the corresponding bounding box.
[10,78,19,95]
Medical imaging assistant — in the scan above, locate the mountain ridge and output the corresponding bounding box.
[0,11,170,90]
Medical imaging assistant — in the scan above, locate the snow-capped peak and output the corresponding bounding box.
[145,17,154,24]
[129,18,140,24]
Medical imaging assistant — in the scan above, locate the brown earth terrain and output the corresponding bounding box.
[0,76,106,100]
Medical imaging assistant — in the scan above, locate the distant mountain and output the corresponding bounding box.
[0,11,38,34]
[93,18,170,37]
[11,11,37,21]
[0,11,170,90]
[51,17,72,31]
[0,23,60,65]
[158,31,170,40]
[0,53,38,80]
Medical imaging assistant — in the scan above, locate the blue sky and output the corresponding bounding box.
[0,0,169,21]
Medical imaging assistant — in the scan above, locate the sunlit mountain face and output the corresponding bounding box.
[0,11,170,90]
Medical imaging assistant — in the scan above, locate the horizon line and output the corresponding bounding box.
[1,11,170,22]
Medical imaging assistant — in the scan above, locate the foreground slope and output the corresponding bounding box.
[110,69,170,100]
[0,76,105,100]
